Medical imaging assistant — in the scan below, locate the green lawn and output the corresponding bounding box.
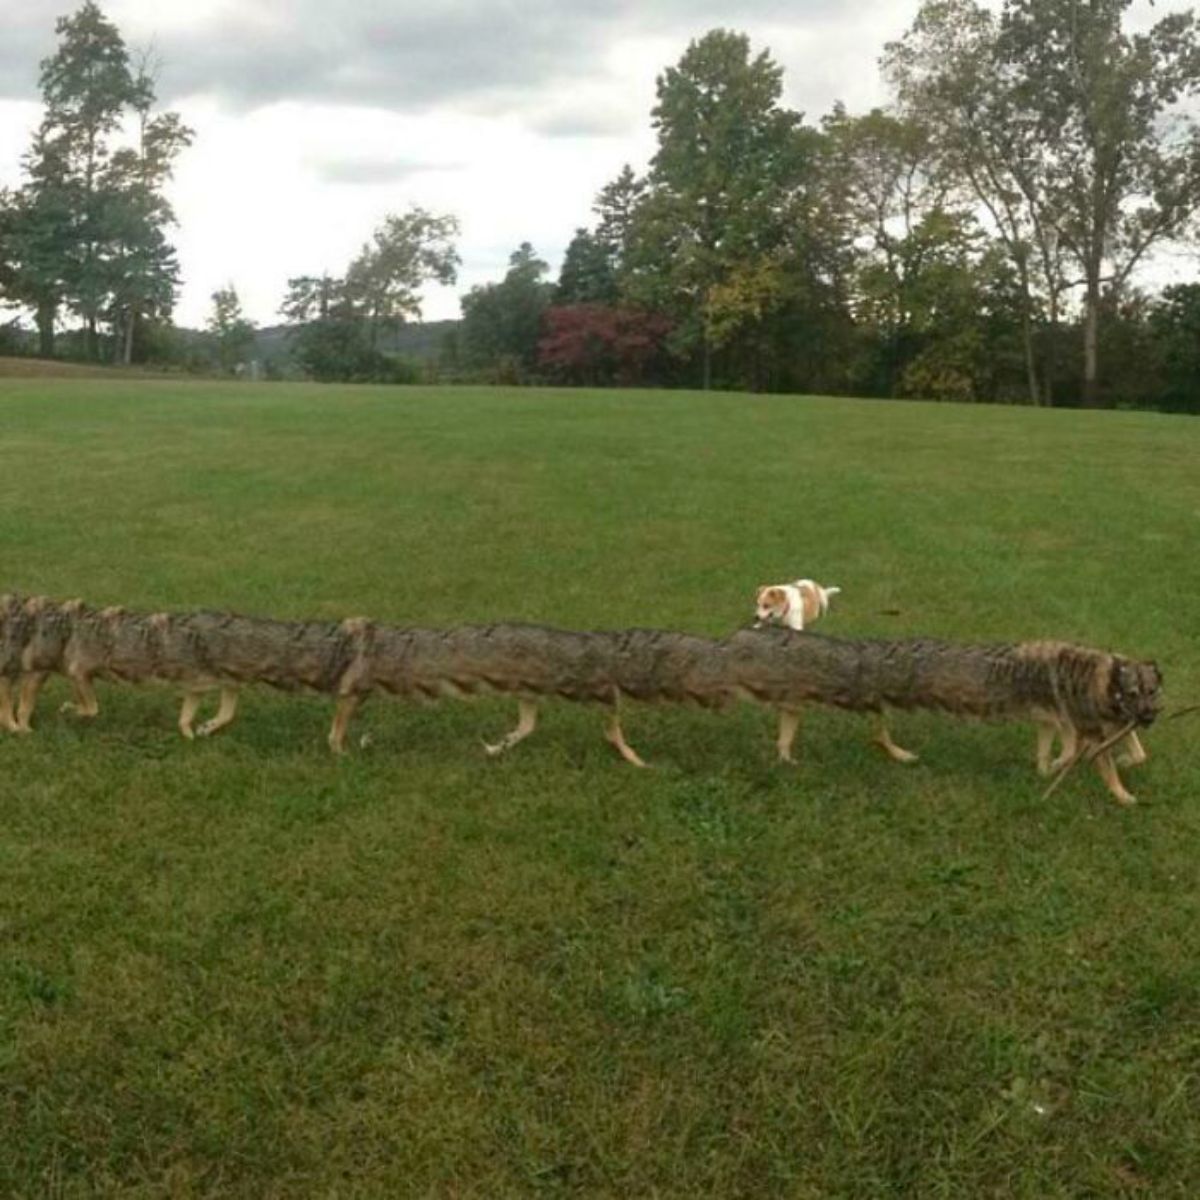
[1,378,1198,1197]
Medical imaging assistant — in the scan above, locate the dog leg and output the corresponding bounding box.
[328,694,361,755]
[1035,720,1058,776]
[0,679,16,732]
[604,703,647,768]
[197,688,239,738]
[776,708,801,764]
[1094,748,1138,806]
[60,673,100,720]
[1047,722,1079,775]
[874,715,918,764]
[178,691,202,740]
[15,673,48,733]
[1118,729,1147,769]
[483,698,538,757]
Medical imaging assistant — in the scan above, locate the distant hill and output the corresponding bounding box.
[0,356,159,379]
[0,318,461,376]
[251,320,459,366]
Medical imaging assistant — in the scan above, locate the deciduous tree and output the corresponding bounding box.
[887,0,1200,407]
[344,207,460,349]
[8,4,192,360]
[280,208,459,381]
[537,304,672,386]
[630,30,814,387]
[207,285,256,374]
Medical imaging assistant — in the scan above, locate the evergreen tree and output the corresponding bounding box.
[555,228,616,304]
[460,243,554,375]
[9,4,193,360]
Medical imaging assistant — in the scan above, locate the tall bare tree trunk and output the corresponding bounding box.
[1043,292,1060,407]
[122,309,136,365]
[1021,311,1040,406]
[1013,257,1040,405]
[1082,271,1100,407]
[36,298,56,358]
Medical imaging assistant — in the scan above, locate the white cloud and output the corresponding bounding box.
[2,0,1187,331]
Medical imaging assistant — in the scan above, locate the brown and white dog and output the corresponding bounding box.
[753,577,914,764]
[755,579,841,632]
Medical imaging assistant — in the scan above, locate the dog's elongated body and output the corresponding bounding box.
[477,627,1160,802]
[58,606,241,738]
[13,599,238,737]
[2,588,1162,803]
[331,622,1161,802]
[12,601,361,739]
[714,630,1161,803]
[15,595,81,731]
[152,611,365,738]
[0,592,34,731]
[176,611,360,693]
[331,623,648,761]
[750,579,912,762]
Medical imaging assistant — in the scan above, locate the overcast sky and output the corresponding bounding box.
[0,0,1185,330]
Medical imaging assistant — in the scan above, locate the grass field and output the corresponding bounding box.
[1,378,1198,1197]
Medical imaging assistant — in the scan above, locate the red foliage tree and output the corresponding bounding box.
[538,304,673,386]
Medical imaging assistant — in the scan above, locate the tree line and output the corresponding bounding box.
[0,2,192,365]
[4,1,1200,411]
[448,3,1200,411]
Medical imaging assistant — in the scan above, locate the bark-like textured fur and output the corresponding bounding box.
[340,623,623,704]
[0,596,1163,800]
[713,629,1161,734]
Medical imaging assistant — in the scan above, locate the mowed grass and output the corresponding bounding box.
[1,378,1198,1198]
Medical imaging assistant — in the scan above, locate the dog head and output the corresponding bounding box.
[754,586,792,627]
[1108,657,1164,727]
